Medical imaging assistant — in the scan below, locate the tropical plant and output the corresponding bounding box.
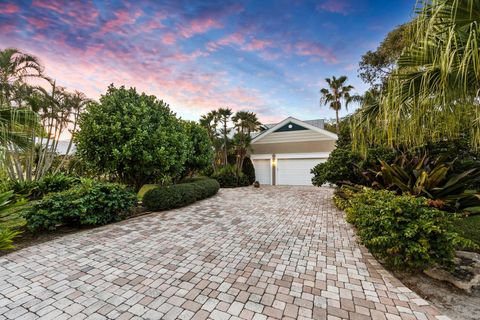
[364,154,480,213]
[353,0,480,151]
[217,108,232,166]
[75,85,190,189]
[0,191,26,250]
[320,76,358,134]
[232,111,261,176]
[199,110,221,170]
[0,48,44,106]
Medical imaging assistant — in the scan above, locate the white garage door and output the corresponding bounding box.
[277,158,325,186]
[252,159,271,185]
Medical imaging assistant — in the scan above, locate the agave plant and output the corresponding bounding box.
[364,154,480,213]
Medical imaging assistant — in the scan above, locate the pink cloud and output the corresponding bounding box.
[316,0,352,15]
[161,32,176,45]
[293,41,338,64]
[180,17,222,38]
[244,39,272,51]
[207,33,272,55]
[99,10,142,35]
[32,0,99,28]
[0,3,19,14]
[27,17,49,29]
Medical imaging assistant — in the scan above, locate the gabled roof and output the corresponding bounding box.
[251,116,337,144]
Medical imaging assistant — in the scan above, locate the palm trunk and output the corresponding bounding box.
[223,122,228,166]
[335,109,340,134]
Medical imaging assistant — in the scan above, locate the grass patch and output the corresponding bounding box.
[453,215,480,252]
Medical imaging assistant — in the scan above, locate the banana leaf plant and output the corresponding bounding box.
[363,153,480,214]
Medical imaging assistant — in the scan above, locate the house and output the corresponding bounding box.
[249,117,337,186]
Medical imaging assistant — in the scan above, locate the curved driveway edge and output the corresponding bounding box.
[0,186,450,320]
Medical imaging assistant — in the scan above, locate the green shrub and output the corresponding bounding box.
[344,188,464,270]
[242,157,256,185]
[212,165,250,188]
[23,180,136,232]
[75,85,190,189]
[2,174,80,200]
[143,178,219,211]
[311,148,363,186]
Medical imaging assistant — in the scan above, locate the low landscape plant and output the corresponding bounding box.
[1,174,80,200]
[212,165,250,188]
[340,187,468,270]
[23,180,136,232]
[143,178,219,211]
[0,191,26,250]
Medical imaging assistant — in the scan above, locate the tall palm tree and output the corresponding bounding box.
[217,107,232,166]
[0,48,44,106]
[320,76,356,134]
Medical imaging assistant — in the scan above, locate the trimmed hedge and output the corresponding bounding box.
[143,178,219,211]
[338,187,467,270]
[23,180,137,232]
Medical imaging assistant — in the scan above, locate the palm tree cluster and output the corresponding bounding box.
[200,108,261,174]
[352,0,480,152]
[0,48,91,181]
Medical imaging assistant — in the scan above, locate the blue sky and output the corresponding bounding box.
[0,0,415,123]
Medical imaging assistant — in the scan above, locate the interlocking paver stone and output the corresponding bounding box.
[0,187,450,319]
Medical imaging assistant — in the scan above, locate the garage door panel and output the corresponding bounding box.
[277,158,325,186]
[252,159,271,185]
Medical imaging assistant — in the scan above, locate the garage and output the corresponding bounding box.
[252,159,271,185]
[276,158,325,186]
[249,117,337,186]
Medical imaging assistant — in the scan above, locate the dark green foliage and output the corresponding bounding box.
[181,121,214,179]
[242,157,256,184]
[363,154,480,213]
[2,174,80,200]
[343,188,464,270]
[453,215,480,251]
[212,165,250,188]
[143,178,219,211]
[311,148,363,186]
[75,85,190,189]
[23,180,136,232]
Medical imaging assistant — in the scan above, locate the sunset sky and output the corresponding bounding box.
[1,0,414,123]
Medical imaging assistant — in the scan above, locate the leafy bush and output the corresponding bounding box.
[212,165,250,188]
[143,178,219,211]
[181,121,213,179]
[344,188,465,270]
[2,174,80,200]
[75,85,190,189]
[311,148,363,186]
[242,157,256,185]
[23,180,136,232]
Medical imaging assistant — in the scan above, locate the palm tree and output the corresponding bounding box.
[320,76,357,134]
[0,48,44,106]
[353,0,480,151]
[217,107,232,166]
[232,111,261,174]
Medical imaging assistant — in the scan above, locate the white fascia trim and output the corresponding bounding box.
[250,154,273,160]
[275,152,331,159]
[251,116,338,144]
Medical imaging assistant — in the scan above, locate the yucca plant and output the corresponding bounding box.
[364,154,480,213]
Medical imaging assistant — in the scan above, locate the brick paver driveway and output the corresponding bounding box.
[0,187,448,320]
